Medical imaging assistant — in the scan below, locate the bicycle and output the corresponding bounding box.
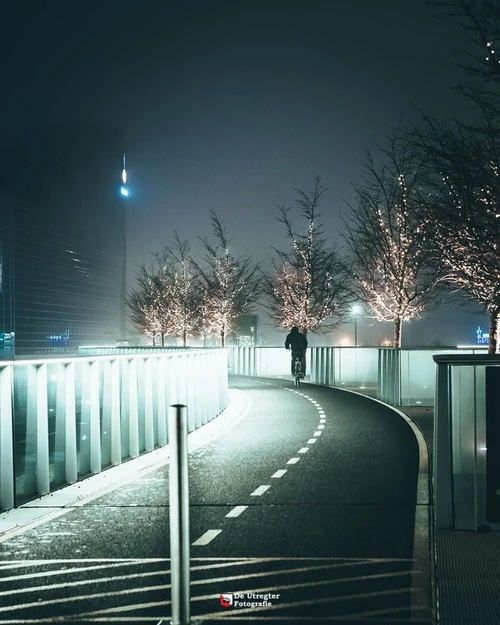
[293,356,303,387]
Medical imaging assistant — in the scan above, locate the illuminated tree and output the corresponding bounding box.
[126,264,166,345]
[127,236,201,347]
[343,130,442,348]
[430,0,500,83]
[265,177,351,333]
[418,0,500,352]
[196,211,260,347]
[418,117,500,353]
[153,235,201,347]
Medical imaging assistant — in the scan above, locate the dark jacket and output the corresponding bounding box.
[285,327,308,352]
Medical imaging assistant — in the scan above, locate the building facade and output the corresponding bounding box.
[0,125,126,357]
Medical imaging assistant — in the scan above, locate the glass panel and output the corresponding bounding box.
[450,365,476,529]
[13,364,35,503]
[49,361,66,488]
[120,359,130,461]
[76,360,91,477]
[137,358,146,454]
[337,348,378,387]
[474,366,487,527]
[100,360,112,468]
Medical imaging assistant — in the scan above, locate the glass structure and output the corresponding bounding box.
[0,124,126,357]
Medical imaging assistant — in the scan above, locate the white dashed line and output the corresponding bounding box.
[307,438,317,444]
[313,431,322,437]
[271,469,287,478]
[225,506,248,518]
[287,457,300,464]
[318,424,325,429]
[250,485,271,496]
[298,447,309,454]
[192,529,222,546]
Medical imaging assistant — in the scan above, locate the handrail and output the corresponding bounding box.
[0,349,228,512]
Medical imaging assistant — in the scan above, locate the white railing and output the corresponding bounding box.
[228,346,488,406]
[0,349,228,512]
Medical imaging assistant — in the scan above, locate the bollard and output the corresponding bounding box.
[168,404,191,625]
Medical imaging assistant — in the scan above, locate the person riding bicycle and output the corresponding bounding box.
[285,326,308,376]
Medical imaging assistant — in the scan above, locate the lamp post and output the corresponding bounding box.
[352,304,362,347]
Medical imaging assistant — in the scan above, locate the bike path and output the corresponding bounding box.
[0,376,431,624]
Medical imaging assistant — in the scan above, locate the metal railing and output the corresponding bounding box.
[228,346,487,406]
[0,349,228,512]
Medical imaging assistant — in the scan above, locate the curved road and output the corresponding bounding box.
[0,376,431,624]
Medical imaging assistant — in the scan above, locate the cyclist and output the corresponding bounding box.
[285,326,308,377]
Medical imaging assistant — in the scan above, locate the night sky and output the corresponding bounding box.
[1,1,485,345]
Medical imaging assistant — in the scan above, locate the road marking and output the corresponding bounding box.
[250,485,271,496]
[271,469,287,478]
[298,447,309,454]
[192,530,222,546]
[287,457,300,464]
[313,430,322,437]
[225,506,248,518]
[318,409,325,415]
[307,438,317,444]
[318,424,325,429]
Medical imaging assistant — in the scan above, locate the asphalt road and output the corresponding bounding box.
[0,376,432,624]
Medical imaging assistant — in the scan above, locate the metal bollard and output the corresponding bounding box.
[168,404,191,625]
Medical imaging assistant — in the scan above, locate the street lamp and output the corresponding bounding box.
[352,304,362,347]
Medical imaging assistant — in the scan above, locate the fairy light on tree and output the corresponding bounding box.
[343,129,442,348]
[430,0,500,84]
[416,0,500,353]
[264,177,351,334]
[153,235,201,347]
[126,268,165,345]
[196,211,260,347]
[420,116,500,353]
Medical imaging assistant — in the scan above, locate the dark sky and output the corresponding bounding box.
[1,1,485,344]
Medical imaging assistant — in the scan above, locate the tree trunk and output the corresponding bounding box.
[182,329,187,348]
[161,333,165,347]
[488,309,499,354]
[220,328,225,348]
[394,317,402,348]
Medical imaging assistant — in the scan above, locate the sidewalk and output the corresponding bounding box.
[403,405,500,625]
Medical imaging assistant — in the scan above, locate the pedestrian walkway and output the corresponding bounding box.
[399,405,500,625]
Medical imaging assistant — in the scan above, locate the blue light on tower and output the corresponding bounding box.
[120,153,129,197]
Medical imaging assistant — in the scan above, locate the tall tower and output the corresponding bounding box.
[119,152,129,340]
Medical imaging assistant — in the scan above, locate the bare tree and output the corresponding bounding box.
[417,115,500,352]
[343,130,443,348]
[153,235,201,347]
[264,177,351,333]
[429,0,500,83]
[196,211,260,347]
[416,0,500,352]
[126,263,166,345]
